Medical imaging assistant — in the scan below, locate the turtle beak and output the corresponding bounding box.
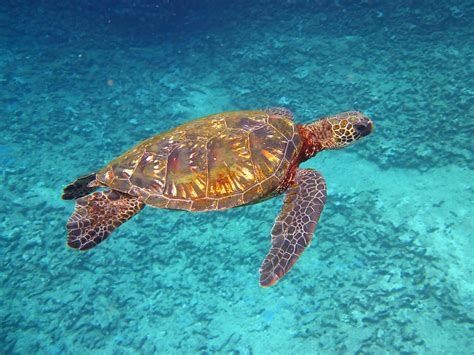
[354,119,373,138]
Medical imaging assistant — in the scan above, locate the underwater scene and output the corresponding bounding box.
[1,0,473,353]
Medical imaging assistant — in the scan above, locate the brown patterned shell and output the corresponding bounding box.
[96,110,302,212]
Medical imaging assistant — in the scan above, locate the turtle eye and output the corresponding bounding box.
[354,122,372,137]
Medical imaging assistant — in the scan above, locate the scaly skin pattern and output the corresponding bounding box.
[274,112,360,192]
[67,190,145,250]
[96,110,302,212]
[277,111,373,192]
[302,111,372,152]
[259,169,327,287]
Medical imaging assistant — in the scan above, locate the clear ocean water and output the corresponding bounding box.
[1,0,473,353]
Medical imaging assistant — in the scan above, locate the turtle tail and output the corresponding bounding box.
[62,173,99,200]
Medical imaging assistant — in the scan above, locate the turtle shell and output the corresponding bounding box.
[96,110,302,211]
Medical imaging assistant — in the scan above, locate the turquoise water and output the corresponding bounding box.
[1,0,473,353]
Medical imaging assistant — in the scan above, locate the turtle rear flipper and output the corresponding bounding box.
[259,168,327,287]
[67,190,144,250]
[62,173,99,200]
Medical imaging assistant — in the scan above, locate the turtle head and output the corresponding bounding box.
[301,111,373,160]
[320,111,373,150]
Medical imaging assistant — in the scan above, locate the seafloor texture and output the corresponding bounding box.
[1,0,473,353]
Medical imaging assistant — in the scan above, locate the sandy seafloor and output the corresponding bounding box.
[1,0,473,353]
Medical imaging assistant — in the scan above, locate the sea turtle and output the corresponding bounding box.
[63,108,373,287]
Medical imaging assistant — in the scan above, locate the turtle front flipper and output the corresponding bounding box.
[259,169,327,287]
[62,173,99,200]
[67,190,144,250]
